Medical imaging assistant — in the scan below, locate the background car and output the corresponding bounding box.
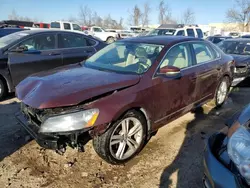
[241,35,250,38]
[204,104,250,188]
[0,28,27,38]
[0,29,106,99]
[16,36,234,164]
[147,24,204,38]
[206,35,232,44]
[217,38,250,85]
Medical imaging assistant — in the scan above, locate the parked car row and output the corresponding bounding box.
[1,27,250,187]
[0,30,106,99]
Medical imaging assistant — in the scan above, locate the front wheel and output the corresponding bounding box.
[93,110,147,164]
[106,37,115,44]
[215,77,230,108]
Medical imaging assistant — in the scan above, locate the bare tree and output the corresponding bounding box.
[79,5,93,26]
[118,17,124,29]
[8,9,19,20]
[181,8,195,24]
[226,0,250,31]
[141,2,151,27]
[92,12,103,27]
[128,5,142,26]
[8,9,34,21]
[158,0,173,24]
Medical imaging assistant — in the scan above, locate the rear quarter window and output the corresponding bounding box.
[192,42,215,64]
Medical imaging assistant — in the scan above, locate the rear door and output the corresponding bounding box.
[8,33,63,86]
[190,42,219,102]
[58,33,97,65]
[153,43,198,124]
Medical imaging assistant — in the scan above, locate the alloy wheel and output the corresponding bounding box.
[217,80,228,105]
[109,117,143,160]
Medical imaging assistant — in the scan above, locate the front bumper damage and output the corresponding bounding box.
[15,103,92,153]
[16,112,60,150]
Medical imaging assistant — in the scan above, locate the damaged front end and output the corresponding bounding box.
[16,103,105,154]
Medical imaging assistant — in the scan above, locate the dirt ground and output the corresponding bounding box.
[0,80,250,188]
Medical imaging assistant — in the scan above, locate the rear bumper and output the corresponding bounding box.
[203,133,242,188]
[16,112,60,149]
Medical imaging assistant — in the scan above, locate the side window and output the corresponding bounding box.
[93,27,102,32]
[19,34,56,51]
[196,29,203,38]
[160,43,192,69]
[73,24,81,31]
[176,30,185,36]
[87,38,97,46]
[59,34,88,48]
[192,43,214,64]
[187,29,195,37]
[63,23,71,30]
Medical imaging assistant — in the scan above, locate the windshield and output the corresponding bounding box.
[0,32,29,48]
[84,41,164,74]
[147,29,176,36]
[217,40,250,55]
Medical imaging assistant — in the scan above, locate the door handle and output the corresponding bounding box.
[49,52,61,56]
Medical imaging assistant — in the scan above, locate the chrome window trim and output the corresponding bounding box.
[153,40,222,78]
[9,32,58,52]
[58,33,99,49]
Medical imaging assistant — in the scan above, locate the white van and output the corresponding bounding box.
[147,24,204,38]
[50,21,82,31]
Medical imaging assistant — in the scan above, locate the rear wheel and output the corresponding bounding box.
[93,110,147,164]
[0,78,7,101]
[215,77,230,108]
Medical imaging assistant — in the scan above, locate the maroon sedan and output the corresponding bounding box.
[16,36,234,164]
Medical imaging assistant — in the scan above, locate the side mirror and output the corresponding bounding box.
[10,45,28,53]
[158,65,182,79]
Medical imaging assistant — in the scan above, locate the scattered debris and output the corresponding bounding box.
[81,172,88,177]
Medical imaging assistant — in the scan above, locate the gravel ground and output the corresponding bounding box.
[0,79,250,188]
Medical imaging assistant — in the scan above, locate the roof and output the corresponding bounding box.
[121,36,203,45]
[158,24,199,29]
[223,38,250,42]
[13,29,87,35]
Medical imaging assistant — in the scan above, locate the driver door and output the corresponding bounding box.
[8,33,63,86]
[152,43,198,126]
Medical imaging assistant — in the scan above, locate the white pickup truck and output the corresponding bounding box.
[86,26,119,43]
[50,21,83,32]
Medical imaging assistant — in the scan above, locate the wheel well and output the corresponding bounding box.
[115,107,152,138]
[106,36,114,40]
[0,75,7,88]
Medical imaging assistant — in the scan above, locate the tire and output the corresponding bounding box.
[93,110,147,164]
[106,37,115,44]
[0,78,7,101]
[215,76,230,108]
